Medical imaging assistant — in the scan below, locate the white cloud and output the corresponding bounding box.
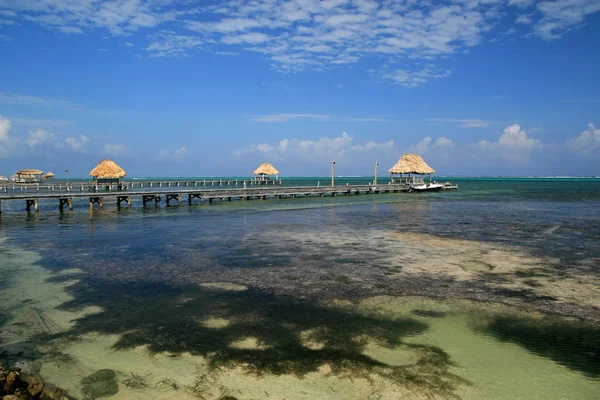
[24,128,88,151]
[157,149,169,159]
[567,123,600,156]
[408,136,454,154]
[123,41,134,47]
[426,118,497,128]
[172,146,187,161]
[1,0,181,36]
[232,132,394,162]
[221,32,270,44]
[64,135,89,151]
[59,26,83,34]
[146,30,203,58]
[516,14,532,24]
[0,10,17,18]
[0,115,11,141]
[26,129,56,148]
[104,143,128,156]
[408,137,433,154]
[476,124,541,162]
[383,68,452,88]
[433,136,455,148]
[158,146,188,161]
[508,0,534,7]
[534,0,600,40]
[6,0,600,84]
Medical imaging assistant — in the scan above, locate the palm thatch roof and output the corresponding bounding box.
[16,169,43,175]
[253,163,279,175]
[388,154,435,175]
[89,159,127,179]
[43,172,55,178]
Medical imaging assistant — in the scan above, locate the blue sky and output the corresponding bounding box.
[0,0,599,178]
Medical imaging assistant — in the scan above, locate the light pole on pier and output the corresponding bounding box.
[65,169,69,190]
[374,161,379,185]
[331,160,335,187]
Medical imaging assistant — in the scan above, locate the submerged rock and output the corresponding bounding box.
[0,362,70,400]
[80,369,118,399]
[40,385,68,400]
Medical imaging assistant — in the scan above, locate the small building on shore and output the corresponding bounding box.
[42,172,55,180]
[89,159,126,188]
[13,169,43,183]
[388,154,435,184]
[253,163,279,181]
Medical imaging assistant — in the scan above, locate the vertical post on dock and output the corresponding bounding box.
[374,161,379,185]
[331,160,335,187]
[89,199,93,220]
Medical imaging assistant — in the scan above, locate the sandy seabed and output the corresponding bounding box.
[1,231,599,400]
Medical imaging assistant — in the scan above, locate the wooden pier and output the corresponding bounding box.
[0,184,410,215]
[0,178,281,194]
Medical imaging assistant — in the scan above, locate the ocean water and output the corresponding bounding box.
[0,178,599,399]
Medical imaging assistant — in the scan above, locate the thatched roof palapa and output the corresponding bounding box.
[89,159,127,179]
[253,163,279,176]
[16,169,43,175]
[388,154,435,175]
[43,172,55,177]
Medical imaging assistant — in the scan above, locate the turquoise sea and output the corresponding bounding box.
[0,177,599,399]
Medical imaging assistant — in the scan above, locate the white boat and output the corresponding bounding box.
[411,182,445,192]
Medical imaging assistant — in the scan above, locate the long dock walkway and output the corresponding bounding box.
[0,178,281,194]
[0,184,410,214]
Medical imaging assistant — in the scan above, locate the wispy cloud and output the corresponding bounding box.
[249,113,392,123]
[146,30,203,58]
[4,0,600,86]
[10,117,72,127]
[250,113,331,123]
[382,67,452,88]
[426,118,497,128]
[534,0,600,40]
[158,147,188,162]
[232,132,394,163]
[408,136,455,154]
[104,143,128,156]
[2,0,186,36]
[25,128,89,152]
[0,92,69,107]
[560,98,598,103]
[0,115,11,141]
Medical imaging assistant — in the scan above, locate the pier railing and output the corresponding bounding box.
[0,178,282,194]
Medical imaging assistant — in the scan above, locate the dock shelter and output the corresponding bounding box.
[388,154,435,184]
[14,169,43,183]
[89,159,127,190]
[253,163,279,181]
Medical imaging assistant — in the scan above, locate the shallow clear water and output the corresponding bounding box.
[0,178,599,399]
